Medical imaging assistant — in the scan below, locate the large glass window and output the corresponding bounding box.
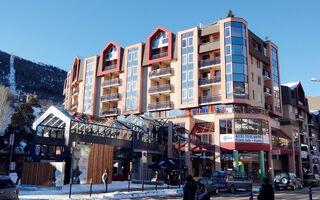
[181,32,194,103]
[126,47,139,111]
[233,118,269,135]
[224,21,248,99]
[271,46,281,112]
[83,59,94,114]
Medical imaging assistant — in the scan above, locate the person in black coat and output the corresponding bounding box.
[258,178,275,200]
[183,175,198,200]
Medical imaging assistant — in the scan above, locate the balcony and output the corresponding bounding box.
[101,93,119,102]
[100,108,119,116]
[148,101,172,111]
[199,76,221,87]
[103,64,117,71]
[102,78,120,88]
[149,68,172,79]
[148,84,171,94]
[71,102,78,110]
[263,69,271,80]
[199,95,221,105]
[151,52,168,60]
[264,87,272,96]
[198,58,221,69]
[199,41,220,53]
[72,88,79,96]
[265,103,272,111]
[296,114,305,121]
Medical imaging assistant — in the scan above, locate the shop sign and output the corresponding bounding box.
[239,153,258,161]
[220,134,234,142]
[235,134,263,143]
[301,151,308,159]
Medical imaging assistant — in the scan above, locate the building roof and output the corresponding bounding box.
[282,82,300,90]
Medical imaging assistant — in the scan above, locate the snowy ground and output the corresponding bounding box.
[18,181,181,200]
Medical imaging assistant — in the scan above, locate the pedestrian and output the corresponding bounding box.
[257,178,274,200]
[196,183,210,200]
[16,167,22,185]
[183,175,198,200]
[102,168,109,192]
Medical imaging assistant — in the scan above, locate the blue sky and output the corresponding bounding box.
[0,0,319,96]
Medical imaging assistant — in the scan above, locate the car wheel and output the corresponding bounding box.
[230,185,236,193]
[247,184,252,192]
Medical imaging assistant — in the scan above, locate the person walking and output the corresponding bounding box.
[102,168,109,192]
[183,175,198,200]
[257,178,274,200]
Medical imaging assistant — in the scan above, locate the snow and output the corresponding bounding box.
[18,181,180,200]
[9,55,17,95]
[282,82,300,90]
[101,188,182,199]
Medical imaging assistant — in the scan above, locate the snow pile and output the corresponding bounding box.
[100,188,183,199]
[9,55,16,95]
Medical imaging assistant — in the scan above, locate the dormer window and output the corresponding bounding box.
[151,32,168,49]
[99,42,122,76]
[105,46,118,61]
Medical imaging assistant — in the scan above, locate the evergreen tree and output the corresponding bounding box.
[227,10,235,18]
[1,96,40,157]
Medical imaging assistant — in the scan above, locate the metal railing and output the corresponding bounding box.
[149,68,171,78]
[101,93,119,102]
[148,101,172,110]
[100,108,118,116]
[151,52,168,60]
[72,88,79,95]
[103,64,117,71]
[102,78,120,88]
[199,76,221,86]
[198,57,221,68]
[148,84,171,94]
[199,95,221,104]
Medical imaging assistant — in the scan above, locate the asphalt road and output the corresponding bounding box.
[142,186,320,200]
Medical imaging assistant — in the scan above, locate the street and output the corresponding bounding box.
[142,186,320,200]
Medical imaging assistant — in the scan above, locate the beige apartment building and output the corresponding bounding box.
[63,16,290,182]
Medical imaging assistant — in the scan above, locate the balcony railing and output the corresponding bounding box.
[151,52,168,60]
[264,87,272,96]
[71,102,78,109]
[198,57,221,69]
[149,68,172,78]
[148,101,172,110]
[199,76,221,86]
[263,69,271,79]
[103,64,117,71]
[199,95,221,105]
[102,78,120,88]
[148,84,171,94]
[100,108,118,116]
[72,88,79,95]
[101,93,119,102]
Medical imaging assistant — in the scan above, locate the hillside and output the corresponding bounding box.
[0,50,66,102]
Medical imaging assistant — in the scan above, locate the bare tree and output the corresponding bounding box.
[0,85,14,134]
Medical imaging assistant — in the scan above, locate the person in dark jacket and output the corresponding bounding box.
[258,178,275,200]
[183,175,198,200]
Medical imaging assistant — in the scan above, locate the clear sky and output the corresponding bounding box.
[0,0,319,96]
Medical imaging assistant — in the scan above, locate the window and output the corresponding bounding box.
[253,90,255,99]
[257,76,261,85]
[220,119,233,134]
[83,59,94,114]
[202,54,210,61]
[181,32,194,103]
[126,47,139,111]
[252,72,254,82]
[202,37,209,44]
[256,60,260,69]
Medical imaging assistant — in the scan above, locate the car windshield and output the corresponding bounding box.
[0,179,15,189]
[275,173,287,179]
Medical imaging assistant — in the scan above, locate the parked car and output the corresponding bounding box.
[194,177,219,195]
[303,173,320,186]
[274,172,302,190]
[0,175,19,200]
[211,171,252,193]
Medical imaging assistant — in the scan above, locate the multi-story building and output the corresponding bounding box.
[63,16,284,182]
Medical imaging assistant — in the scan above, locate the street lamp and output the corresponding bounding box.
[311,78,320,82]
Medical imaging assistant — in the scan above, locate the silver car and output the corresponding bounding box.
[0,175,19,200]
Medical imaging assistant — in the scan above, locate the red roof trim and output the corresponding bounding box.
[98,41,121,76]
[146,26,173,65]
[71,56,80,86]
